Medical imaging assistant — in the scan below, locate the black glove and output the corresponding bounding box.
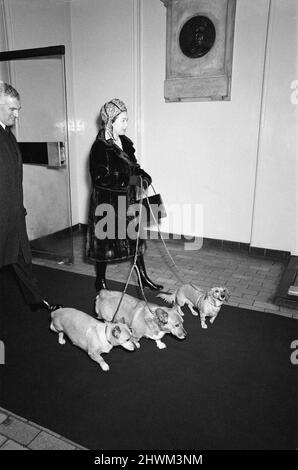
[95,167,129,189]
[129,174,150,189]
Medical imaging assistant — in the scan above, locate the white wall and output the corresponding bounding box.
[141,0,297,253]
[250,0,298,253]
[141,0,269,243]
[72,0,297,251]
[2,0,296,253]
[14,58,71,240]
[0,0,9,80]
[70,0,137,222]
[2,0,79,238]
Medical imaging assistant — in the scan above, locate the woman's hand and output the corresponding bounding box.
[129,174,151,189]
[95,170,129,189]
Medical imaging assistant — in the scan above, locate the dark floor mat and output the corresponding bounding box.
[0,265,297,450]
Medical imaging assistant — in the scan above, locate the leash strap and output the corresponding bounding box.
[112,177,189,322]
[112,176,154,321]
[144,185,184,284]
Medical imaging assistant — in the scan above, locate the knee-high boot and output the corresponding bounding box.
[95,262,108,291]
[135,254,163,291]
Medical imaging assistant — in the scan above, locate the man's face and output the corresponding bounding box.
[0,95,21,127]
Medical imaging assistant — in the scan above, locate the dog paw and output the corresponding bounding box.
[101,363,110,371]
[192,311,198,316]
[58,332,66,344]
[156,341,167,349]
[201,324,208,329]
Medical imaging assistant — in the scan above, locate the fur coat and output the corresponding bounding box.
[86,131,152,263]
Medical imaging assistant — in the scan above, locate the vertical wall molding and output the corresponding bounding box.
[0,0,8,50]
[132,0,142,158]
[0,0,15,85]
[2,0,14,50]
[249,0,273,245]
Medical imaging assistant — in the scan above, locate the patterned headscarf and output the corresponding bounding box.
[100,98,127,136]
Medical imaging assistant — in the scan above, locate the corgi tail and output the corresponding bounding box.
[157,292,176,305]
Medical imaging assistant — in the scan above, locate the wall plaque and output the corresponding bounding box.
[161,0,237,102]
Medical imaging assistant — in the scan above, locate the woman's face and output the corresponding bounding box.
[112,111,128,137]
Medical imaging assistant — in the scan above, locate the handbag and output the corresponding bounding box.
[136,185,167,227]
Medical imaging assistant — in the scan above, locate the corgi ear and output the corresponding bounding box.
[155,308,168,324]
[176,309,184,322]
[112,325,121,339]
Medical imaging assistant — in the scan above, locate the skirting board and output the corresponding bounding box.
[76,224,290,261]
[274,256,298,309]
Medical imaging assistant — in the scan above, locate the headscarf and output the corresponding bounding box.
[99,98,127,137]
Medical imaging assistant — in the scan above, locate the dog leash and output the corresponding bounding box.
[112,175,188,322]
[143,186,184,285]
[143,190,232,295]
[112,176,155,322]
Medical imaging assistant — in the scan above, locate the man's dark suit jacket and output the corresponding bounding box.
[0,125,31,268]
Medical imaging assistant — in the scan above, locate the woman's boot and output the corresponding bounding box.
[95,262,108,291]
[135,254,163,291]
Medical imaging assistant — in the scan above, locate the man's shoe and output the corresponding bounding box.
[32,300,63,312]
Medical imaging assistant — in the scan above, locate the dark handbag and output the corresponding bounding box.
[137,186,167,226]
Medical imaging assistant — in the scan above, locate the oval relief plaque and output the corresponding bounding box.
[179,15,216,59]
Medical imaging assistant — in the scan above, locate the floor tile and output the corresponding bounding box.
[0,434,7,446]
[0,412,8,425]
[1,439,28,450]
[0,418,40,446]
[29,431,75,450]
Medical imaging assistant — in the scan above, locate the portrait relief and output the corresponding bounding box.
[179,15,216,59]
[161,0,237,102]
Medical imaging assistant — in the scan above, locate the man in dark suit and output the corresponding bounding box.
[0,81,60,312]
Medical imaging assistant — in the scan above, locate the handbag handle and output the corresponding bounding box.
[142,182,157,196]
[150,183,157,195]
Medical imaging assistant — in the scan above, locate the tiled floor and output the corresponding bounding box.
[0,409,86,450]
[1,233,297,450]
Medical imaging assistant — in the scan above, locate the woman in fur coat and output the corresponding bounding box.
[86,98,162,292]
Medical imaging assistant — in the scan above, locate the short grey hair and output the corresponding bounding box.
[0,81,20,100]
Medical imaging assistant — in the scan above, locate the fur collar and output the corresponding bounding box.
[95,130,137,167]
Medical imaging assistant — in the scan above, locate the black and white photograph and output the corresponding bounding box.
[0,0,297,459]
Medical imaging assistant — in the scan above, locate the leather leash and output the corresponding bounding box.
[112,176,154,321]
